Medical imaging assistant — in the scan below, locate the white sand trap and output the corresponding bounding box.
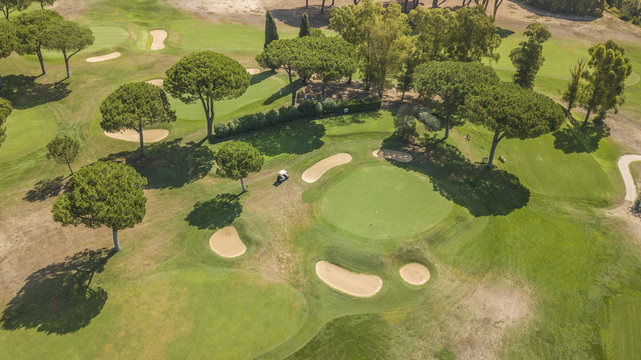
[618,154,641,202]
[372,149,413,163]
[104,129,169,143]
[302,153,352,183]
[315,261,383,298]
[150,30,167,50]
[399,263,431,286]
[86,52,121,63]
[146,79,164,87]
[209,226,247,258]
[247,68,260,75]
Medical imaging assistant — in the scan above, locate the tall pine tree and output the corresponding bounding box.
[299,13,311,37]
[264,11,279,48]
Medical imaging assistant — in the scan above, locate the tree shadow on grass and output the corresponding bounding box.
[271,5,330,28]
[23,176,66,202]
[0,75,71,110]
[263,80,297,105]
[250,71,275,86]
[1,248,114,335]
[185,193,242,230]
[383,137,530,217]
[553,123,610,154]
[240,120,325,156]
[101,138,215,189]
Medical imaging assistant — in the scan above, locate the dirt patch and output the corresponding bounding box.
[301,153,352,183]
[146,79,164,87]
[86,52,121,63]
[372,149,413,163]
[450,282,531,360]
[315,261,383,297]
[247,68,261,75]
[399,263,431,286]
[209,226,247,258]
[104,129,169,143]
[150,30,167,50]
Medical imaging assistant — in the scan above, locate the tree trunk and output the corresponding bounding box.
[583,109,592,126]
[0,74,3,88]
[112,228,120,251]
[240,178,246,192]
[138,124,145,156]
[321,83,326,101]
[63,50,71,78]
[306,0,308,9]
[347,74,352,85]
[321,0,326,13]
[200,95,215,137]
[487,130,502,169]
[443,111,451,140]
[401,90,406,101]
[37,48,46,75]
[66,158,74,175]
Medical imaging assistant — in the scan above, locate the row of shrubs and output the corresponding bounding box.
[214,97,382,138]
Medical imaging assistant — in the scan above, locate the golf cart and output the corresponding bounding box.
[276,170,289,184]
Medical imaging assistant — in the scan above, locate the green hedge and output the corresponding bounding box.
[214,96,381,138]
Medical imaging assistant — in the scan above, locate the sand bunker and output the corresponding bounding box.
[302,153,352,183]
[146,79,164,87]
[150,30,167,50]
[209,226,247,258]
[315,261,383,298]
[618,154,641,202]
[86,52,121,63]
[372,149,413,163]
[104,129,169,143]
[247,68,260,75]
[399,263,431,286]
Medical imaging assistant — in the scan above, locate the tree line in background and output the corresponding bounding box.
[1,0,57,20]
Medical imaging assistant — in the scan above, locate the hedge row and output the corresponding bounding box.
[214,97,382,138]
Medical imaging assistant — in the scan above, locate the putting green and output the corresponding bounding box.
[320,164,453,240]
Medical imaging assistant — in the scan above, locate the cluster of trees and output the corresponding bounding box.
[563,40,633,124]
[0,9,94,79]
[1,0,58,19]
[0,97,11,147]
[607,0,641,26]
[523,0,604,16]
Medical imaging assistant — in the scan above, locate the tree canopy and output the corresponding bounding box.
[214,141,264,192]
[413,61,499,139]
[47,135,80,175]
[0,21,16,88]
[579,40,633,124]
[166,51,250,137]
[466,82,566,168]
[45,19,94,78]
[35,0,56,9]
[0,97,11,147]
[52,161,147,251]
[0,0,30,20]
[100,82,176,156]
[257,38,311,105]
[299,13,311,37]
[509,23,551,89]
[306,36,357,99]
[13,9,62,75]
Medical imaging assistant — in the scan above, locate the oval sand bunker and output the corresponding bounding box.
[209,226,247,258]
[302,153,352,183]
[150,30,167,50]
[146,79,164,87]
[247,68,261,75]
[400,263,431,286]
[315,261,383,297]
[104,129,169,143]
[87,52,121,63]
[372,149,413,163]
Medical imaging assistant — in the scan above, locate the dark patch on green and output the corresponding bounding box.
[287,314,391,360]
[1,248,113,335]
[241,121,325,156]
[553,123,610,154]
[185,193,242,230]
[0,75,71,110]
[23,176,66,202]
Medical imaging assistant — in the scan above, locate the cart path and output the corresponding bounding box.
[618,155,641,202]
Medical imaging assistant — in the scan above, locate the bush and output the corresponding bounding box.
[419,111,441,131]
[394,104,418,142]
[434,347,457,360]
[214,96,381,138]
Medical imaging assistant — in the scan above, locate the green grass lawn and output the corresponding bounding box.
[2,0,641,359]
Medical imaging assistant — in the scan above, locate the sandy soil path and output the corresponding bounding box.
[315,261,383,297]
[618,155,641,202]
[302,153,352,183]
[86,52,121,63]
[209,226,247,258]
[150,30,167,50]
[399,263,431,286]
[372,149,413,163]
[146,79,164,87]
[104,129,169,143]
